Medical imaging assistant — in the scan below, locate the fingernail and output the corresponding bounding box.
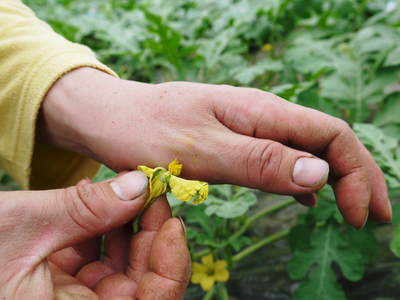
[110,171,148,201]
[357,209,369,230]
[293,158,329,187]
[178,216,187,239]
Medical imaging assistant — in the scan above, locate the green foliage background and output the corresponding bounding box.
[1,0,399,299]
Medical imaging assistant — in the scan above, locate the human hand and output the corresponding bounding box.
[41,68,392,229]
[0,171,189,299]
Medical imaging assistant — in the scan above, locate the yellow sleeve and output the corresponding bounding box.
[0,0,117,190]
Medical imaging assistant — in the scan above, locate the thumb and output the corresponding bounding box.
[50,170,148,252]
[2,171,148,260]
[210,133,329,196]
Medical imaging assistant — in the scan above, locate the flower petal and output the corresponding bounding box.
[170,176,208,204]
[194,183,209,204]
[201,254,214,269]
[140,167,169,207]
[214,260,228,271]
[192,262,207,273]
[137,165,154,177]
[138,160,208,206]
[168,159,183,176]
[214,269,229,282]
[200,276,215,291]
[191,272,205,284]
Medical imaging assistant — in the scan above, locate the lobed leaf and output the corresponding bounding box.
[354,123,400,189]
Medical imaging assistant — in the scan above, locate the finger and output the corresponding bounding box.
[49,262,98,299]
[92,197,172,298]
[208,133,329,194]
[49,236,101,275]
[295,193,317,207]
[53,170,148,251]
[135,218,189,300]
[49,177,101,275]
[358,141,391,222]
[75,225,133,288]
[77,178,92,186]
[2,171,148,264]
[127,196,172,282]
[207,87,390,227]
[76,261,115,288]
[103,225,132,273]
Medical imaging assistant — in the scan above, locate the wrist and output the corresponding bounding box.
[39,67,120,157]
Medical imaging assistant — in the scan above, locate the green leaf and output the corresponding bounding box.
[346,227,377,265]
[195,233,227,248]
[209,185,232,199]
[392,203,400,225]
[229,236,252,252]
[93,165,116,182]
[389,203,400,257]
[271,81,315,103]
[354,123,400,189]
[288,223,365,299]
[293,268,346,300]
[354,25,397,55]
[0,169,19,191]
[384,46,400,67]
[185,205,216,237]
[204,187,257,218]
[390,224,400,257]
[303,186,343,225]
[166,192,183,207]
[289,224,312,251]
[233,58,283,85]
[374,94,400,127]
[285,31,337,74]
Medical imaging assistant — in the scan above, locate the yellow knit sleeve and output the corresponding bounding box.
[0,0,117,189]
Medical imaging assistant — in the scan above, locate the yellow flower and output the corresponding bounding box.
[167,159,183,176]
[137,159,208,207]
[261,43,273,52]
[191,254,230,291]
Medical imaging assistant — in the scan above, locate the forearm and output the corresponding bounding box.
[39,67,151,166]
[40,68,118,157]
[0,0,116,189]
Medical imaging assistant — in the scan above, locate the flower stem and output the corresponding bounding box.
[232,229,290,262]
[202,286,216,300]
[192,198,295,260]
[193,249,209,260]
[230,198,295,240]
[217,283,229,300]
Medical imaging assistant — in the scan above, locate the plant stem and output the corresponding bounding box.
[217,283,229,300]
[232,229,290,262]
[192,198,295,260]
[230,198,295,240]
[202,286,215,300]
[193,249,209,260]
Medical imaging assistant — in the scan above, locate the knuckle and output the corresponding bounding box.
[261,90,286,104]
[244,140,283,187]
[242,87,270,101]
[334,117,351,132]
[63,184,108,234]
[330,117,359,148]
